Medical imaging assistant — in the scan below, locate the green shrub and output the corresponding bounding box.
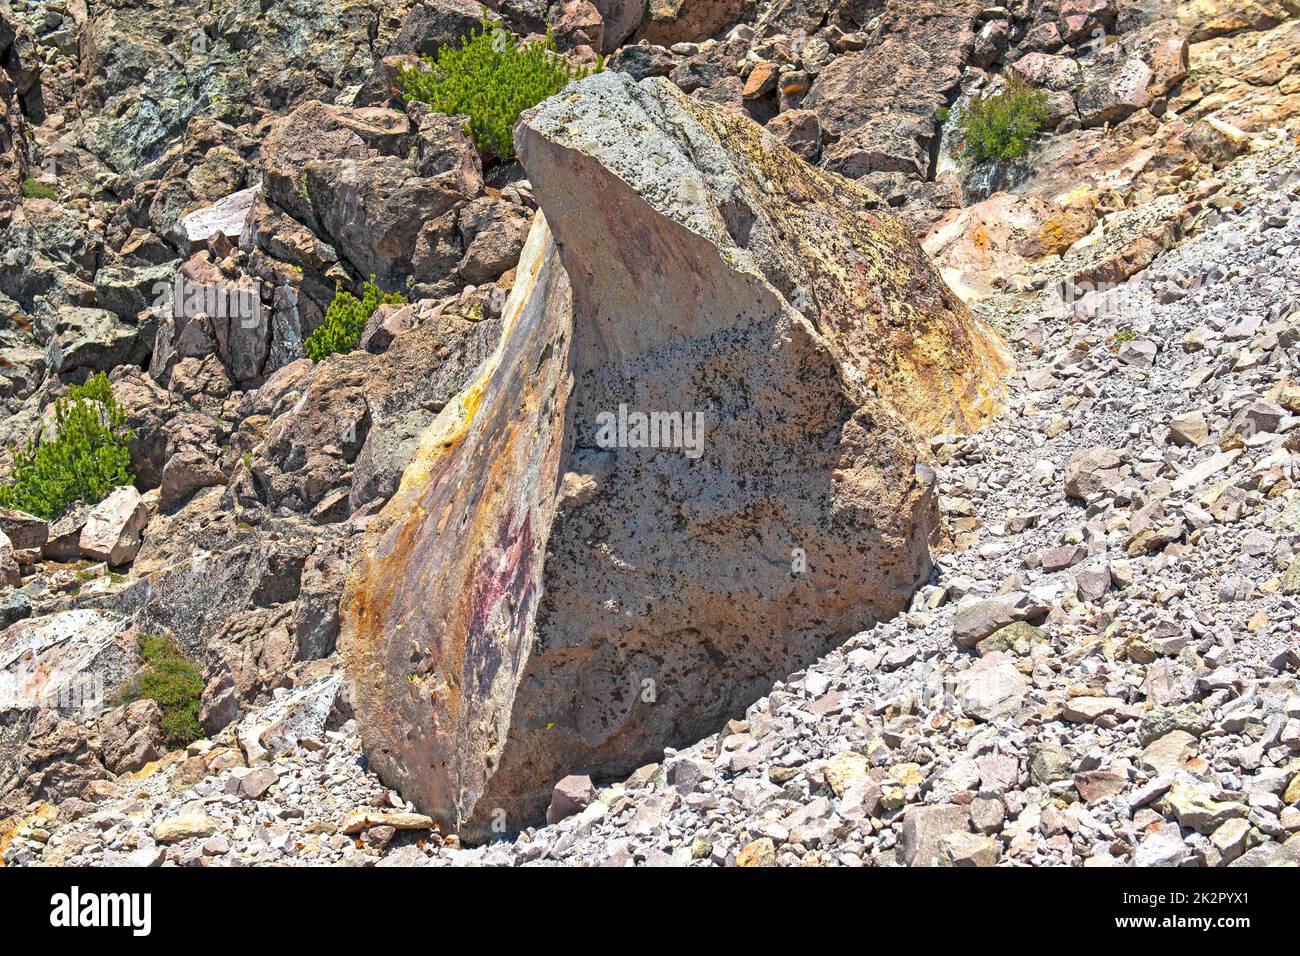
[304,278,406,362]
[399,17,601,160]
[0,372,135,520]
[21,177,57,200]
[119,634,204,749]
[958,77,1051,163]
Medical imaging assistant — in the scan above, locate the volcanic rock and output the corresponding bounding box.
[340,72,1009,837]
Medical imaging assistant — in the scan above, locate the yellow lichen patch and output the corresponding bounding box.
[394,215,552,501]
[127,749,184,781]
[0,802,57,866]
[1036,214,1077,258]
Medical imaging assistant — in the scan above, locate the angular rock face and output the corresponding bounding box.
[340,72,1009,838]
[224,302,503,521]
[343,215,575,836]
[0,13,32,207]
[1076,19,1189,128]
[0,609,138,801]
[804,0,986,181]
[259,100,484,292]
[523,73,1010,437]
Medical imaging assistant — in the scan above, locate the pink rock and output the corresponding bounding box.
[0,530,20,587]
[546,774,596,823]
[79,486,149,565]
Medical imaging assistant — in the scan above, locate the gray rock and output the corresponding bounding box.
[1028,741,1073,785]
[1135,821,1192,867]
[899,804,971,867]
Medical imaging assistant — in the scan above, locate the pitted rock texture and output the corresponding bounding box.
[341,73,1009,837]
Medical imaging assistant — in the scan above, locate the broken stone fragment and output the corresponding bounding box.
[1064,445,1125,500]
[235,674,342,765]
[79,485,150,565]
[546,774,596,824]
[97,698,165,775]
[0,531,18,587]
[0,509,48,551]
[951,592,1044,648]
[169,186,259,257]
[153,809,220,843]
[899,803,971,867]
[954,656,1028,721]
[338,810,436,835]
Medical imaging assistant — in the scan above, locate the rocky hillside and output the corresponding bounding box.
[1,0,1298,867]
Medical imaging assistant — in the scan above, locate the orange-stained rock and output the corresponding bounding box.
[742,61,780,100]
[340,73,1010,838]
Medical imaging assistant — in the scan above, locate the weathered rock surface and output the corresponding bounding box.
[259,100,484,291]
[79,485,150,565]
[804,0,985,180]
[341,72,1009,837]
[0,609,137,804]
[226,302,502,520]
[98,698,165,774]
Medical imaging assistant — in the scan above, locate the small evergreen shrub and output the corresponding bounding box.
[304,278,406,362]
[119,634,204,749]
[399,17,601,160]
[959,77,1051,163]
[0,373,134,520]
[21,177,57,200]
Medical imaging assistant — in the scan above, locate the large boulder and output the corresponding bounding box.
[340,72,1009,837]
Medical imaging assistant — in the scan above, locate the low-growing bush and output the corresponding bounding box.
[119,634,204,749]
[399,18,600,160]
[0,372,134,519]
[958,77,1051,163]
[304,278,406,362]
[21,177,57,200]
